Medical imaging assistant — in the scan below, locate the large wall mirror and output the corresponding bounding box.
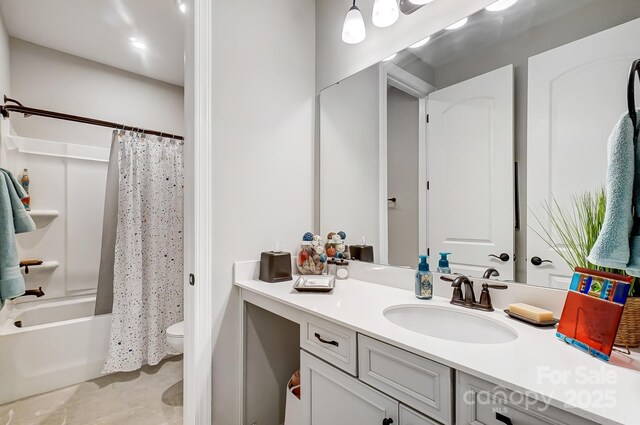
[319,0,640,288]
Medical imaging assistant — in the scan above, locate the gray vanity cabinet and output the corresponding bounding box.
[456,372,598,425]
[301,351,398,425]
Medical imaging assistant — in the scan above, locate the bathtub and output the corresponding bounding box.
[0,296,111,404]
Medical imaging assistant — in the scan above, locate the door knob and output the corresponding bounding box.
[531,256,553,266]
[488,253,510,262]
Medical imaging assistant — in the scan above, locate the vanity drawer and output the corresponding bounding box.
[400,405,440,425]
[358,335,453,425]
[456,372,598,425]
[300,315,357,375]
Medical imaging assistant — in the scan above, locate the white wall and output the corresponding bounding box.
[315,0,494,91]
[6,39,183,301]
[387,86,418,268]
[320,64,380,261]
[0,10,10,168]
[0,11,9,101]
[209,0,315,423]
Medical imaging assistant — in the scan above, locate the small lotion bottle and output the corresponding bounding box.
[415,255,432,300]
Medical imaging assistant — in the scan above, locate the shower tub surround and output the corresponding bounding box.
[0,296,110,404]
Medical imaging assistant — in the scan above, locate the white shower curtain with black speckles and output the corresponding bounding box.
[103,131,184,373]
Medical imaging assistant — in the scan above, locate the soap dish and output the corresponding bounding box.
[504,309,559,327]
[293,275,335,293]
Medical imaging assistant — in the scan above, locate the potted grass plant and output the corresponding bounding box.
[531,188,640,348]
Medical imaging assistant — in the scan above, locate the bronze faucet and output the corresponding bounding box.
[440,275,506,311]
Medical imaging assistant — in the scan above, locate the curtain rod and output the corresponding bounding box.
[0,96,184,141]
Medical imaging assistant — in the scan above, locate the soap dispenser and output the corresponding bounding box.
[437,252,451,274]
[415,255,433,300]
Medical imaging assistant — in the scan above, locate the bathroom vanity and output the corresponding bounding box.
[235,261,640,425]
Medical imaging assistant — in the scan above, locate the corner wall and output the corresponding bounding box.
[210,0,315,423]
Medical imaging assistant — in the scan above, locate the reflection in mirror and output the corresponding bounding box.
[319,0,640,289]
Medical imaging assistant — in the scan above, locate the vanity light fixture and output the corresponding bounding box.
[129,37,147,50]
[445,17,468,30]
[342,0,366,44]
[372,0,399,28]
[409,36,431,48]
[383,53,397,61]
[485,0,518,12]
[408,0,434,5]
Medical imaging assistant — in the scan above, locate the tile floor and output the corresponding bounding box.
[1,356,183,425]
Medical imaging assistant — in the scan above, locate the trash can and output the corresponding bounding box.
[284,375,301,425]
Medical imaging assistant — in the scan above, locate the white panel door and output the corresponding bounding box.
[301,350,398,425]
[527,18,640,288]
[427,65,514,280]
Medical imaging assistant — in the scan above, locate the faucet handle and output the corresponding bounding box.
[477,282,507,311]
[484,283,507,290]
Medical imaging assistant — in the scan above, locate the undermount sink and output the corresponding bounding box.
[384,305,518,344]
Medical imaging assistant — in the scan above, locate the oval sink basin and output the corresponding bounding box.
[384,305,518,344]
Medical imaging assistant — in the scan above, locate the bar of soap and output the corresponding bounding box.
[509,303,553,322]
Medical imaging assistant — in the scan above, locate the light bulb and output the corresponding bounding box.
[372,0,399,28]
[445,17,468,30]
[409,0,434,4]
[409,36,431,49]
[342,4,366,44]
[485,0,518,12]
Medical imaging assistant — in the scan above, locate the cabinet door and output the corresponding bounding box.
[427,65,515,280]
[301,350,398,425]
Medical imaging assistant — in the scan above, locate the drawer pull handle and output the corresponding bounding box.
[314,332,339,347]
[495,412,513,425]
[382,418,393,425]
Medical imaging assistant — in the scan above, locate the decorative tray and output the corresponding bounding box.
[504,309,559,327]
[293,275,335,293]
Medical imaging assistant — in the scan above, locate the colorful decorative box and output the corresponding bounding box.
[556,267,633,361]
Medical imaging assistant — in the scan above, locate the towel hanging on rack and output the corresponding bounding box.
[588,59,640,276]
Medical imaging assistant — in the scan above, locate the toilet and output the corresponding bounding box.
[166,321,184,353]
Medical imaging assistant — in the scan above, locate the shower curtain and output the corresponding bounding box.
[103,131,184,373]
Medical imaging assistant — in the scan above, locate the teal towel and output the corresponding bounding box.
[1,169,35,234]
[0,170,36,308]
[588,112,640,276]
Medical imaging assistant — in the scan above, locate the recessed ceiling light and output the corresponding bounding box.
[176,0,187,14]
[129,37,147,50]
[445,17,468,30]
[409,36,431,49]
[383,53,397,62]
[485,0,518,12]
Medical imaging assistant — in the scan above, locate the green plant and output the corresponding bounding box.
[530,188,607,272]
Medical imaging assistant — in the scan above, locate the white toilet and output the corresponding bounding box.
[166,321,184,353]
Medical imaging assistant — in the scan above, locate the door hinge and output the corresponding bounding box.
[426,114,430,123]
[189,273,195,286]
[427,181,430,190]
[427,248,430,256]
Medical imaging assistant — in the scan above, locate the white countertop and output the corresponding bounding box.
[235,274,640,425]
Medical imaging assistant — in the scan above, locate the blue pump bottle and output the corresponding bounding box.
[437,252,451,274]
[415,255,433,300]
